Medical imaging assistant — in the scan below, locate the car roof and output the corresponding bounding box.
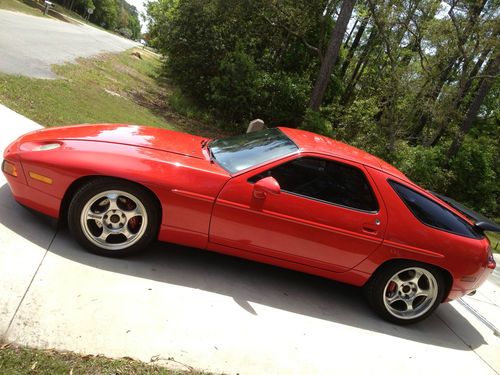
[279,127,409,181]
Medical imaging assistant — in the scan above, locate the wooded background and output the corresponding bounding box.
[54,0,141,39]
[145,0,499,217]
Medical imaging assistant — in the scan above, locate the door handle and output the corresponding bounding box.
[362,225,378,234]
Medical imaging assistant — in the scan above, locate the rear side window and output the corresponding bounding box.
[388,180,479,238]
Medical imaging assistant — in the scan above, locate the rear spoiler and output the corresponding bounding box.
[430,192,500,233]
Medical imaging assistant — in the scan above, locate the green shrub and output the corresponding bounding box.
[256,72,311,127]
[299,108,332,136]
[392,142,452,193]
[448,136,498,216]
[323,98,387,157]
[209,47,259,123]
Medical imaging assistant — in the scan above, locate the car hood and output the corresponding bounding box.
[17,124,208,159]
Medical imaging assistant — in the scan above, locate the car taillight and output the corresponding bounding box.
[487,256,496,270]
[2,160,18,177]
[487,246,496,270]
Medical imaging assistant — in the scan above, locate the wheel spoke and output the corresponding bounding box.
[391,274,405,287]
[98,226,111,242]
[86,211,104,224]
[124,207,142,221]
[414,288,430,299]
[386,293,402,304]
[410,269,424,284]
[407,291,430,309]
[109,222,121,230]
[106,193,119,210]
[404,299,415,312]
[122,227,133,239]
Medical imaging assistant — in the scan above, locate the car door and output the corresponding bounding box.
[209,154,387,272]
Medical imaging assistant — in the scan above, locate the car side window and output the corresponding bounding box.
[249,157,379,212]
[388,180,479,238]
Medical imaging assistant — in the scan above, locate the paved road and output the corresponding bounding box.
[0,104,499,374]
[0,10,137,78]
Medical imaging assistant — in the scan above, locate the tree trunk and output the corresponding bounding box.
[341,27,377,105]
[409,0,487,144]
[447,52,499,159]
[408,57,457,144]
[309,0,356,111]
[456,47,491,110]
[427,47,492,147]
[341,16,368,78]
[344,18,359,47]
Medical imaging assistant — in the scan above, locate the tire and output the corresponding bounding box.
[365,261,445,325]
[68,177,160,257]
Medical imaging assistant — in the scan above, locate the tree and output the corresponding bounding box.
[448,51,499,159]
[340,14,369,78]
[146,0,500,216]
[53,0,141,38]
[309,0,356,110]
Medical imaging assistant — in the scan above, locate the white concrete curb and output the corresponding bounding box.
[0,104,43,146]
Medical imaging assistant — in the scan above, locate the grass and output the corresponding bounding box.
[0,344,210,374]
[51,2,87,22]
[0,48,226,138]
[49,3,114,30]
[0,0,98,25]
[487,232,500,254]
[0,0,44,16]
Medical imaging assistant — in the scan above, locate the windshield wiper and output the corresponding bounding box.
[208,146,217,164]
[201,139,216,163]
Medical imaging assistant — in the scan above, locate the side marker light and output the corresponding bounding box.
[29,171,53,184]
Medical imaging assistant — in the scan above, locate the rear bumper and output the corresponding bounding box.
[446,265,494,302]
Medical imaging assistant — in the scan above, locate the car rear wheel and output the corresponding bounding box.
[365,261,445,325]
[68,178,159,257]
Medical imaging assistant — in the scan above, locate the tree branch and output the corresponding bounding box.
[260,11,322,61]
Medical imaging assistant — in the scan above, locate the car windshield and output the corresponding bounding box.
[208,128,298,174]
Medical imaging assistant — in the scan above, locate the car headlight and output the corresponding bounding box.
[20,141,62,152]
[2,160,18,177]
[32,143,61,151]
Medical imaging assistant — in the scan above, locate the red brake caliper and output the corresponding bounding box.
[129,217,138,231]
[124,199,138,232]
[387,281,397,297]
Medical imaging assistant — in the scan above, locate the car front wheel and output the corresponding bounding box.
[365,261,445,324]
[68,178,159,257]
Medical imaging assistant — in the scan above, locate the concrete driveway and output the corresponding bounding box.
[1,103,499,374]
[0,9,137,78]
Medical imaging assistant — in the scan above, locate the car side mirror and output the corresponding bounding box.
[253,176,280,199]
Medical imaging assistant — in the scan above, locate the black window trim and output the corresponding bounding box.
[387,179,481,239]
[247,156,380,214]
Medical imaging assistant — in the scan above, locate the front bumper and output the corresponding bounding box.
[3,173,61,218]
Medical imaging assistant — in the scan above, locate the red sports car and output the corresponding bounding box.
[2,124,497,324]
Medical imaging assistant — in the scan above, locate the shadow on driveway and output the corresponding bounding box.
[0,184,486,351]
